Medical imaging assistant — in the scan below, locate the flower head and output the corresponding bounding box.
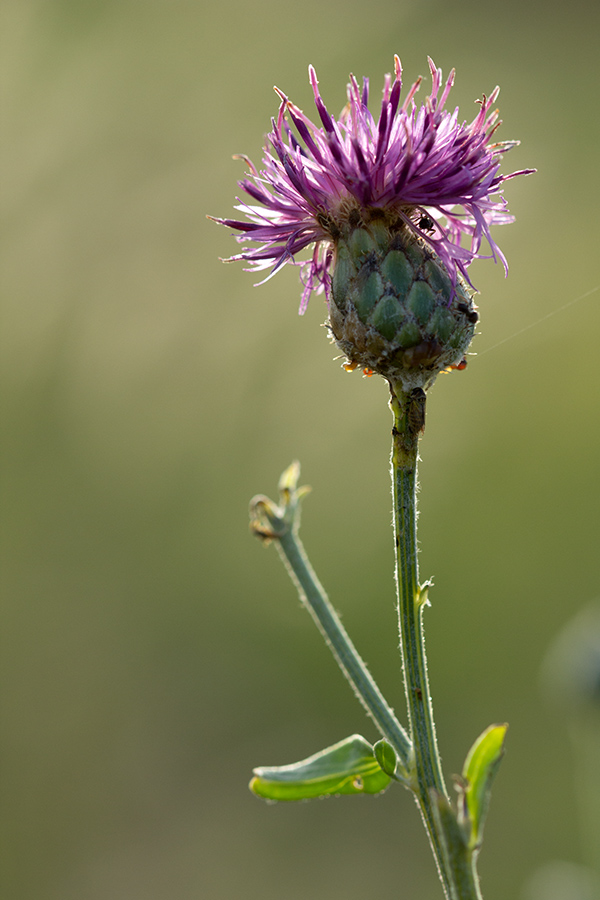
[214,56,533,313]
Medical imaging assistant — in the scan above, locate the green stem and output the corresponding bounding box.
[390,382,482,900]
[250,472,412,773]
[276,519,412,771]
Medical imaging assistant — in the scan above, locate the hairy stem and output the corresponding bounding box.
[276,527,412,768]
[390,381,482,900]
[250,475,412,773]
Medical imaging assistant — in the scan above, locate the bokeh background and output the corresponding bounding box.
[2,1,600,898]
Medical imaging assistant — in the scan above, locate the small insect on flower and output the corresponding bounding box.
[212,57,534,388]
[457,302,480,325]
[418,215,435,233]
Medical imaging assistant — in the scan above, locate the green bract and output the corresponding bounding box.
[328,221,478,390]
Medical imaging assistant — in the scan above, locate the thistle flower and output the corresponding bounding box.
[214,57,533,386]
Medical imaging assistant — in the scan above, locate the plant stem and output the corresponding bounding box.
[275,513,413,772]
[389,382,481,899]
[249,471,412,774]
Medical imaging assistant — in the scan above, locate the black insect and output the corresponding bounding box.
[457,301,479,324]
[418,214,435,232]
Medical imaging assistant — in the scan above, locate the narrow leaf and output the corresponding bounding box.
[250,734,392,801]
[461,723,508,847]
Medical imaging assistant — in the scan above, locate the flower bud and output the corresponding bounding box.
[328,218,478,390]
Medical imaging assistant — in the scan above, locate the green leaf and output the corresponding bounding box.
[461,723,508,848]
[250,734,392,801]
[373,738,399,778]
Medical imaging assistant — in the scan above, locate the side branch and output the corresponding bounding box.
[249,462,412,774]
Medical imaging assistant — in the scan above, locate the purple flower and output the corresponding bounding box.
[214,57,534,313]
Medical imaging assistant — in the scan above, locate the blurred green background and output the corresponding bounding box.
[2,1,600,898]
